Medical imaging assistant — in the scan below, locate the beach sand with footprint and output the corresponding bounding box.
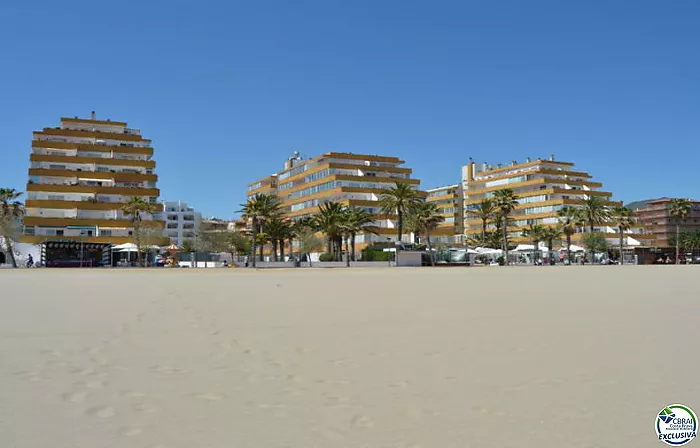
[1,267,699,447]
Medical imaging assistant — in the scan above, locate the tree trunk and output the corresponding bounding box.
[676,223,680,265]
[280,239,285,262]
[345,235,350,267]
[397,210,403,244]
[3,236,17,268]
[619,228,624,265]
[533,238,539,265]
[250,220,257,268]
[481,219,486,245]
[351,233,356,261]
[327,237,332,257]
[258,239,264,261]
[566,234,572,263]
[272,240,278,262]
[134,219,143,267]
[502,216,509,265]
[547,239,554,265]
[426,230,435,266]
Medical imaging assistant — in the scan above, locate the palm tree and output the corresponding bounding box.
[669,198,692,265]
[263,217,291,262]
[541,226,563,265]
[289,216,316,263]
[521,224,546,265]
[579,196,610,263]
[408,202,445,266]
[121,196,156,267]
[379,183,422,244]
[315,201,345,260]
[610,206,635,265]
[493,189,519,265]
[680,230,700,259]
[341,207,376,261]
[580,196,610,233]
[468,199,496,244]
[0,188,25,268]
[239,193,281,267]
[557,206,581,263]
[467,230,501,250]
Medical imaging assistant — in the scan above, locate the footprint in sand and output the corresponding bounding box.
[86,406,116,418]
[85,379,107,389]
[193,392,226,401]
[132,402,160,414]
[350,414,375,429]
[83,346,102,356]
[117,426,143,437]
[62,391,90,402]
[119,390,149,399]
[150,365,189,376]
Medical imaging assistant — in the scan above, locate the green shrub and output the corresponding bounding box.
[496,256,505,266]
[361,250,389,262]
[318,253,335,262]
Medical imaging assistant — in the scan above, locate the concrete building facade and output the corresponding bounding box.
[247,152,421,250]
[158,200,201,246]
[20,113,165,266]
[632,198,700,248]
[425,184,464,245]
[461,156,654,247]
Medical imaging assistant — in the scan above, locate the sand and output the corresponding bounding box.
[1,266,698,448]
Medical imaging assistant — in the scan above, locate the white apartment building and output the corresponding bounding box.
[159,200,202,246]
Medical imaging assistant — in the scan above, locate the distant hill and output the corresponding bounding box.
[625,198,667,211]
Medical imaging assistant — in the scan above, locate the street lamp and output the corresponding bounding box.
[386,237,391,267]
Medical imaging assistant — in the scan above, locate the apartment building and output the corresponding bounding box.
[462,156,634,244]
[22,113,165,265]
[246,151,421,249]
[425,184,464,245]
[631,198,700,248]
[159,200,201,246]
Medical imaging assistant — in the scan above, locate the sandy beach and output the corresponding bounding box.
[1,266,698,448]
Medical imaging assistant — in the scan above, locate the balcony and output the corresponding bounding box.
[27,183,160,197]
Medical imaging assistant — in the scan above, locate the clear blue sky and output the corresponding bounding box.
[2,0,698,218]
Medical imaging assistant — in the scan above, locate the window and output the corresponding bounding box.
[101,230,112,236]
[289,180,340,199]
[247,181,263,191]
[56,230,64,236]
[278,164,308,180]
[128,231,133,236]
